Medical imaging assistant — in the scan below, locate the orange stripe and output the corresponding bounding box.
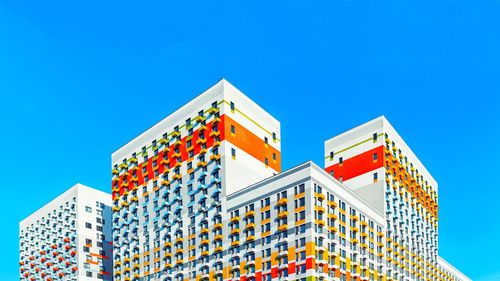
[224,115,281,172]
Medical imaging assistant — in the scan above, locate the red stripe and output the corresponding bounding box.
[112,116,225,199]
[325,145,384,182]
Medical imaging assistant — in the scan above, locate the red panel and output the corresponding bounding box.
[288,261,295,274]
[325,145,384,182]
[112,116,225,199]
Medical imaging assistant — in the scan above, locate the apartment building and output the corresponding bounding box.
[19,183,112,281]
[324,116,469,281]
[226,162,386,281]
[109,79,469,281]
[111,79,280,280]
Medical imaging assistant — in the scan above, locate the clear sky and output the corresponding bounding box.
[1,0,498,280]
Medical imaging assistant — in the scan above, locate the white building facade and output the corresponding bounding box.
[19,183,113,281]
[111,79,281,280]
[324,116,470,281]
[226,162,386,281]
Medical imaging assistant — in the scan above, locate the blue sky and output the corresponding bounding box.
[1,0,498,280]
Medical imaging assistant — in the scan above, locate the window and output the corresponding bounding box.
[373,153,378,161]
[294,184,305,195]
[231,125,236,134]
[339,157,343,165]
[261,197,270,207]
[272,132,276,142]
[85,206,92,213]
[264,158,268,166]
[330,151,334,159]
[86,271,93,277]
[231,148,236,158]
[373,173,378,182]
[264,137,268,144]
[230,101,235,111]
[85,223,92,229]
[373,133,378,142]
[273,153,276,161]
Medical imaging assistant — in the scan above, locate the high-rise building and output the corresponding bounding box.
[324,116,468,281]
[111,79,469,281]
[111,79,280,280]
[19,183,112,281]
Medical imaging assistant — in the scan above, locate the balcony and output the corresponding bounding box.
[245,223,255,229]
[277,224,288,232]
[207,107,219,115]
[197,161,208,167]
[194,115,205,123]
[209,130,220,138]
[245,210,255,217]
[196,138,207,145]
[231,241,240,247]
[230,216,240,223]
[327,213,338,220]
[277,211,288,218]
[277,198,288,206]
[246,235,256,242]
[315,206,325,213]
[315,193,325,200]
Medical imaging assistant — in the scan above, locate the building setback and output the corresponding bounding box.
[110,79,470,281]
[19,183,113,281]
